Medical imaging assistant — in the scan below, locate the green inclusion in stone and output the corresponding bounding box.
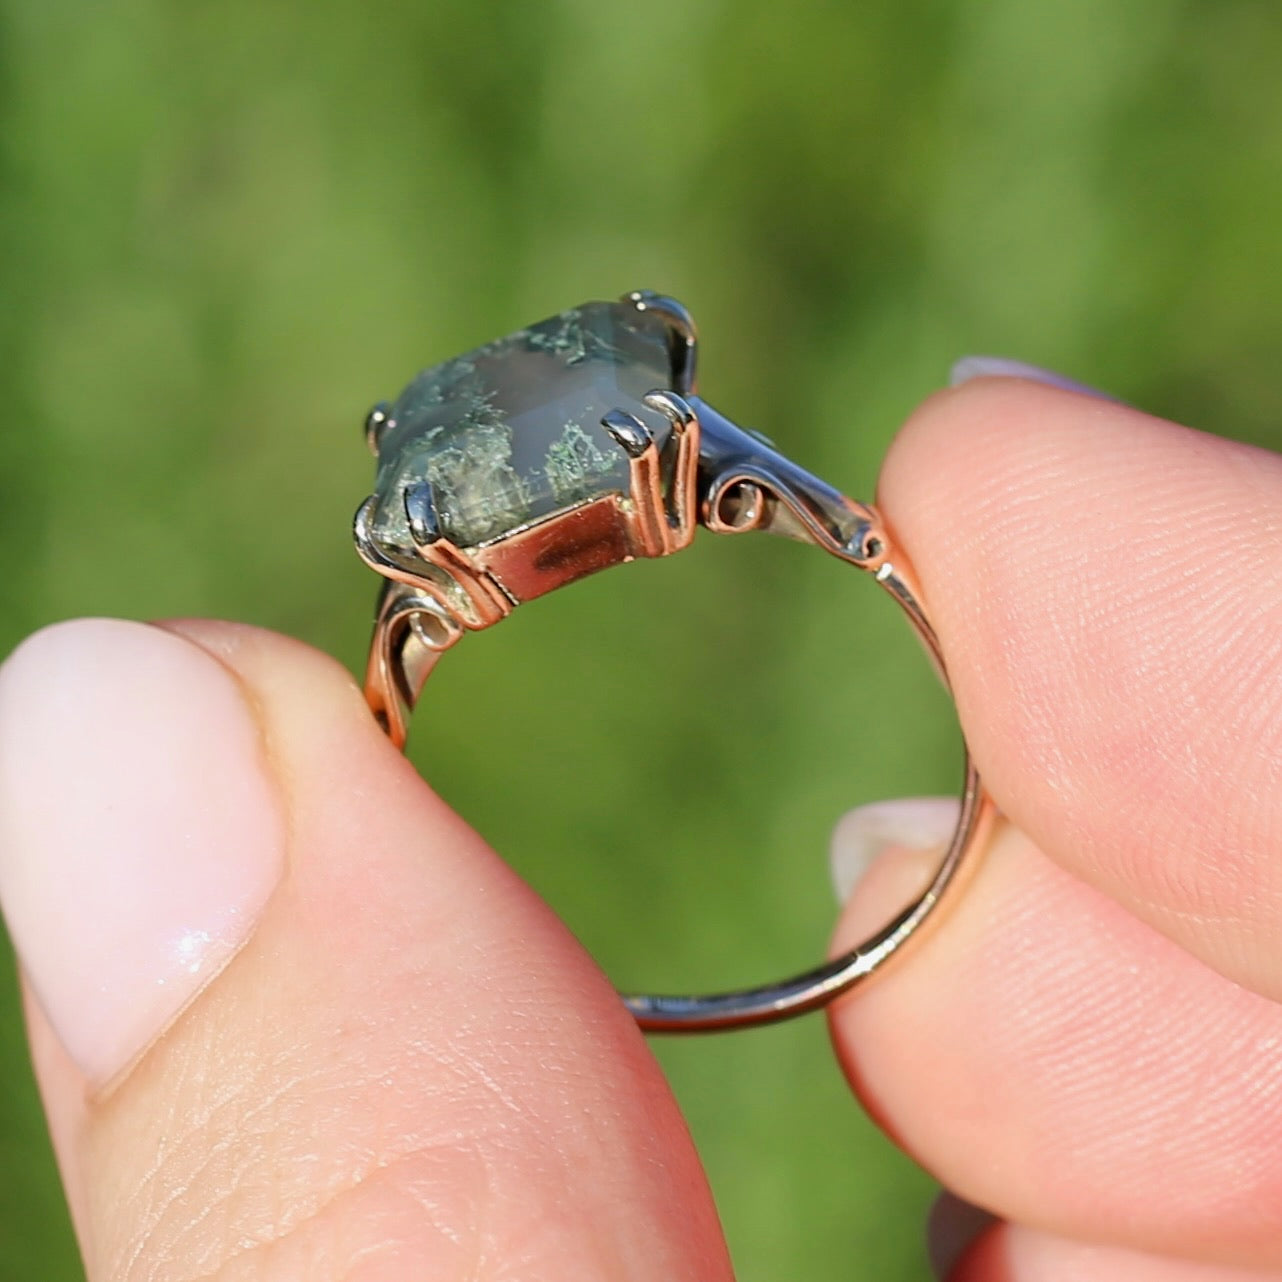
[370,301,676,551]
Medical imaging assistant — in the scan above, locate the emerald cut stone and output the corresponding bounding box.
[369,301,677,551]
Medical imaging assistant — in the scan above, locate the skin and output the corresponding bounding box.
[17,378,1282,1279]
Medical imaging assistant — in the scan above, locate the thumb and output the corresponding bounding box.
[0,619,730,1281]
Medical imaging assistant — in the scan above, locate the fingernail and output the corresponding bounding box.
[830,797,959,904]
[949,355,1120,403]
[926,1189,998,1279]
[0,619,285,1084]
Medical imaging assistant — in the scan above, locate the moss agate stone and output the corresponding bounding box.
[370,301,675,551]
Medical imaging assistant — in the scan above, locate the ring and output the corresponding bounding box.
[353,291,995,1032]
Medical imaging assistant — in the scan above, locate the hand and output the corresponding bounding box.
[0,377,1275,1280]
[830,375,1282,1279]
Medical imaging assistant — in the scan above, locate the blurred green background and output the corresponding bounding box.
[1,0,1281,1277]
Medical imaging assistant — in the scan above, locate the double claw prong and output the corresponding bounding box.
[600,389,700,557]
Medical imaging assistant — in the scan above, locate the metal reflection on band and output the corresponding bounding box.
[355,292,994,1032]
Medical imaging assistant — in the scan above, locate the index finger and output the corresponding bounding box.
[880,378,1282,1001]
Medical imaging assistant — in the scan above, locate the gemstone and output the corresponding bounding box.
[369,301,677,551]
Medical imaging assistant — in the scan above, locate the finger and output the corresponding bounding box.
[0,619,730,1282]
[954,1223,1282,1282]
[828,817,1282,1268]
[926,1189,999,1280]
[877,379,1282,999]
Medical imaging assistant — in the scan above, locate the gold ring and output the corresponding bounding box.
[354,291,994,1031]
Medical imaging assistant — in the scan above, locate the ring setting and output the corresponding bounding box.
[354,291,993,1031]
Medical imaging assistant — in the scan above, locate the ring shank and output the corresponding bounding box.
[625,754,992,1031]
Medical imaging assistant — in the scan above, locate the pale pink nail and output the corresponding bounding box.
[949,355,1121,403]
[0,619,284,1084]
[830,797,960,904]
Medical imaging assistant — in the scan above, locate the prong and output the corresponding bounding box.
[623,291,696,343]
[365,401,394,455]
[622,292,697,394]
[403,479,442,548]
[601,408,654,459]
[353,494,398,574]
[602,406,665,556]
[643,389,700,553]
[642,389,696,434]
